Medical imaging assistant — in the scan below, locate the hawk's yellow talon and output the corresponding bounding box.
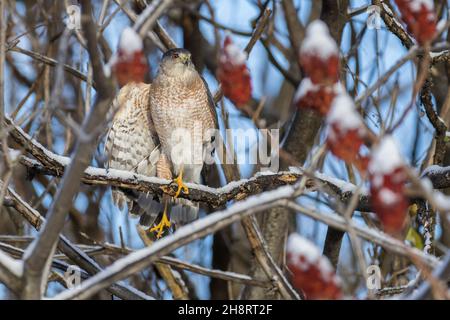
[173,170,189,198]
[150,206,171,239]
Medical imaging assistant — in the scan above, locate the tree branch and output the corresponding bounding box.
[53,187,297,300]
[3,113,374,211]
[20,1,116,299]
[7,46,94,88]
[373,0,414,49]
[51,181,439,300]
[0,248,22,294]
[285,202,438,268]
[2,178,153,300]
[0,236,271,289]
[407,252,450,300]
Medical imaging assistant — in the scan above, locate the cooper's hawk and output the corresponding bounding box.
[105,48,218,238]
[149,48,218,237]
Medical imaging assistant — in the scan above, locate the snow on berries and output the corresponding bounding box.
[217,36,252,107]
[369,136,409,235]
[287,233,343,300]
[295,78,340,116]
[326,92,368,172]
[394,0,437,44]
[296,20,340,115]
[299,20,339,85]
[110,27,149,87]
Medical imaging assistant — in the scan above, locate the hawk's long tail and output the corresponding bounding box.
[171,198,199,225]
[112,173,199,231]
[112,188,163,229]
[113,189,198,229]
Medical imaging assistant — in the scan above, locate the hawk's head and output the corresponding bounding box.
[159,48,196,79]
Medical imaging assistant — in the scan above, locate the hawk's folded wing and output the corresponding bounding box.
[104,82,162,225]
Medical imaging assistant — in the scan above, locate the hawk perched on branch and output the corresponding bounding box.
[105,48,218,238]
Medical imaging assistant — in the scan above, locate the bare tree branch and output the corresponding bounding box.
[0,235,271,289]
[407,252,450,300]
[285,202,439,268]
[51,181,440,300]
[2,178,153,300]
[20,1,116,299]
[53,187,297,300]
[7,46,94,88]
[134,0,174,38]
[0,248,22,294]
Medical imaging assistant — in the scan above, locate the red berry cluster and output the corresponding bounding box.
[111,28,149,87]
[326,93,368,172]
[217,36,252,107]
[295,79,339,116]
[300,51,339,86]
[112,51,148,87]
[369,137,409,235]
[287,234,343,300]
[296,20,340,115]
[394,0,437,44]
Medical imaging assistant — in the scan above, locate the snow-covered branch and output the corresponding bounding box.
[53,186,297,300]
[3,114,374,209]
[8,106,450,216]
[22,155,365,208]
[0,248,22,293]
[285,202,439,268]
[1,177,153,300]
[48,179,441,300]
[408,252,450,299]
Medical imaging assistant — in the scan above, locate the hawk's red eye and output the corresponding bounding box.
[172,53,179,59]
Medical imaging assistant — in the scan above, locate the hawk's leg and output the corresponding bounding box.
[150,202,171,239]
[173,168,189,198]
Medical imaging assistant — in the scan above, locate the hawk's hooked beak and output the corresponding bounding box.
[180,54,191,65]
